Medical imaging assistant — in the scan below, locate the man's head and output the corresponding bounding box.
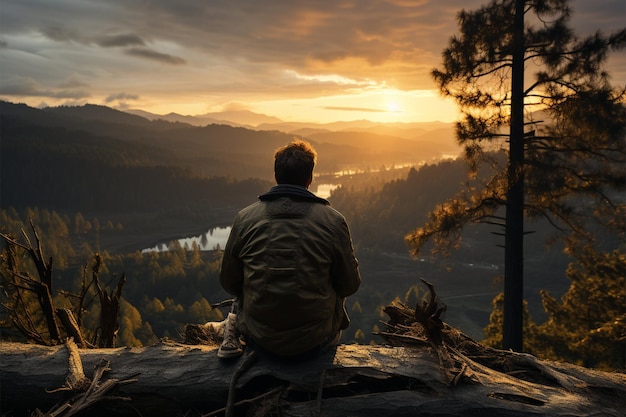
[274,139,317,187]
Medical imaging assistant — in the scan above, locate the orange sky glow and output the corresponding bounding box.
[1,0,624,124]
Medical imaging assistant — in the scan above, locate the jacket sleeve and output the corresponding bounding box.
[219,219,244,297]
[331,217,362,297]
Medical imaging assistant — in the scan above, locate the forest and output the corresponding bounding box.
[0,100,462,343]
[1,99,623,371]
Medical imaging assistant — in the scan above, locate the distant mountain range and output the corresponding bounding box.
[2,100,461,174]
[124,106,462,164]
[126,108,283,128]
[1,100,462,218]
[125,108,454,139]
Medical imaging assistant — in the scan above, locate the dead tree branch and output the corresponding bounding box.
[1,224,61,343]
[92,254,126,348]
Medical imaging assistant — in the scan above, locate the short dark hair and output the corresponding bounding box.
[274,139,317,186]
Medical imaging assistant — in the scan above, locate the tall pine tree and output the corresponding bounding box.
[406,0,625,350]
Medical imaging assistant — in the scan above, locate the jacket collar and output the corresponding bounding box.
[259,184,329,205]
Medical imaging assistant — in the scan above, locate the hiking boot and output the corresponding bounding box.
[217,313,243,359]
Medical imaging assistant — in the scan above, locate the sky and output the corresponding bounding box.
[1,0,624,124]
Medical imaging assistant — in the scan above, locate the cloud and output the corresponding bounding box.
[324,106,386,113]
[41,26,85,43]
[105,92,140,103]
[285,69,374,86]
[100,0,467,86]
[58,75,89,89]
[0,76,90,99]
[221,101,251,111]
[1,0,624,119]
[42,25,147,49]
[96,34,145,48]
[124,47,186,65]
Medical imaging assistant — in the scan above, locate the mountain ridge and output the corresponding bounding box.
[125,106,454,137]
[1,100,461,216]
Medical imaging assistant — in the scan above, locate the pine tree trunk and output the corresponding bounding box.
[503,0,527,352]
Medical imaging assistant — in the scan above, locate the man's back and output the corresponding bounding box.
[220,186,361,357]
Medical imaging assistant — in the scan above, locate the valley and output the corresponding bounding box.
[0,101,577,343]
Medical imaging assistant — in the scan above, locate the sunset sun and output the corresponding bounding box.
[386,101,401,113]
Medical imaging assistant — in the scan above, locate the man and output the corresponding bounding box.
[218,139,361,359]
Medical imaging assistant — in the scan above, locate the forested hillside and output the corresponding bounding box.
[0,159,578,347]
[1,100,461,249]
[1,101,621,369]
[1,101,456,190]
[0,101,468,347]
[1,101,277,212]
[328,158,578,339]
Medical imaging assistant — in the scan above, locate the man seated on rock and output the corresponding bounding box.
[217,139,361,360]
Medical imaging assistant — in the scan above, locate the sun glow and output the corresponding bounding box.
[386,100,401,113]
[126,86,460,124]
[252,88,460,124]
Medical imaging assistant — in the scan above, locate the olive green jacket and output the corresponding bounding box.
[220,184,361,356]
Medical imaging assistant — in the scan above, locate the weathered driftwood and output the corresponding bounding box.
[1,338,624,417]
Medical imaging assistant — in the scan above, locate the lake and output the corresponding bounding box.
[142,183,342,253]
[315,183,339,199]
[142,226,232,253]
